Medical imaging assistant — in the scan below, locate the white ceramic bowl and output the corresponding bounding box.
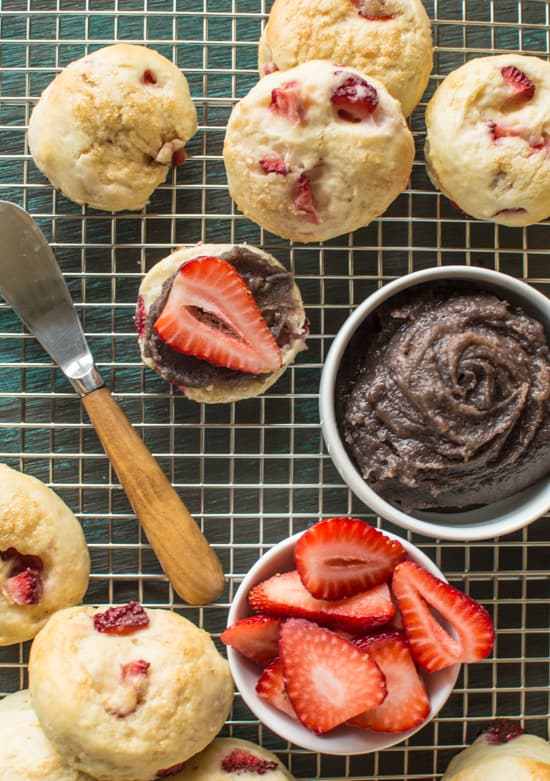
[226,530,459,755]
[319,266,550,541]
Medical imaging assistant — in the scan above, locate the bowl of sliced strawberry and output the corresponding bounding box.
[223,518,494,754]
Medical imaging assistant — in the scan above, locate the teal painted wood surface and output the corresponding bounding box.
[0,2,549,778]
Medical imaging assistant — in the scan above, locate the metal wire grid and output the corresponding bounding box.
[0,0,549,778]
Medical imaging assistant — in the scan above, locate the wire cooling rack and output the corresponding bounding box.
[0,1,549,779]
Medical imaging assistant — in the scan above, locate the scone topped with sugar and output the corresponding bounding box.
[224,60,415,243]
[259,0,433,118]
[29,603,234,781]
[425,54,550,226]
[28,43,197,211]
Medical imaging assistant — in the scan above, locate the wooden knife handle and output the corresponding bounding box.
[82,386,225,605]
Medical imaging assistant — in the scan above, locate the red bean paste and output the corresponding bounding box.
[338,285,550,511]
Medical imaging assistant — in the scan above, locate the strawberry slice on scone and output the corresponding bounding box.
[154,256,282,375]
[294,518,406,600]
[278,618,387,734]
[392,561,494,672]
[349,629,430,733]
[248,570,395,633]
[221,615,281,667]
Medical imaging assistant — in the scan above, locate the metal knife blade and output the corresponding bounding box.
[0,200,102,394]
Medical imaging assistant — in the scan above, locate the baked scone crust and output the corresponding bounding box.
[138,243,307,403]
[0,464,89,646]
[224,60,415,243]
[0,690,88,781]
[442,733,550,781]
[425,54,550,226]
[258,0,433,117]
[171,738,296,781]
[29,605,234,781]
[28,43,198,211]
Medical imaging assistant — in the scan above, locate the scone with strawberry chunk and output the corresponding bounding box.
[442,721,550,780]
[0,689,90,780]
[0,464,89,646]
[136,243,308,403]
[168,738,295,781]
[223,60,415,243]
[259,0,433,118]
[28,43,197,211]
[425,54,550,225]
[28,602,234,781]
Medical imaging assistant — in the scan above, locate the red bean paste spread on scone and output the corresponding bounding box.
[141,246,306,392]
[339,285,550,511]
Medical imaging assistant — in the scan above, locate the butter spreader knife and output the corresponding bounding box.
[0,201,225,605]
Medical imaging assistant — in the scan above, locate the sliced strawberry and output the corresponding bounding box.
[221,615,281,666]
[293,174,319,223]
[294,518,406,600]
[259,153,289,175]
[391,561,494,672]
[501,65,535,101]
[349,629,430,733]
[248,570,394,633]
[270,80,303,124]
[331,72,378,121]
[2,568,42,606]
[256,657,298,720]
[154,256,282,375]
[279,618,386,734]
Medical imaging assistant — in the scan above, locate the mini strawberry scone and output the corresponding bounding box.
[0,464,89,646]
[259,0,433,118]
[29,602,234,781]
[170,738,295,781]
[0,690,90,780]
[223,518,494,737]
[442,721,550,780]
[28,44,197,211]
[425,54,550,226]
[137,244,308,403]
[223,60,415,243]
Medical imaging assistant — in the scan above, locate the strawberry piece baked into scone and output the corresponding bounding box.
[0,464,89,646]
[167,738,296,781]
[137,244,308,403]
[425,54,550,226]
[259,0,433,118]
[442,721,550,781]
[28,44,197,211]
[28,602,234,781]
[223,60,415,243]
